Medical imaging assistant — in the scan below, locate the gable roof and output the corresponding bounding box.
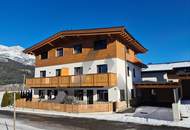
[24,26,147,54]
[142,61,190,72]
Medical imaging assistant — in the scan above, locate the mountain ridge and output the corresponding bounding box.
[0,44,35,85]
[0,44,35,65]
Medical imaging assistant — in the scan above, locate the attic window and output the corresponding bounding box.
[41,51,48,59]
[56,48,64,57]
[94,39,107,50]
[73,44,82,54]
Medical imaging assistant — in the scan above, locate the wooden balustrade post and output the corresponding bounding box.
[92,74,94,86]
[92,74,97,86]
[69,76,71,87]
[58,76,60,88]
[107,73,110,87]
[80,75,81,87]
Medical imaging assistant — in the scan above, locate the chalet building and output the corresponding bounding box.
[134,61,190,107]
[23,26,147,111]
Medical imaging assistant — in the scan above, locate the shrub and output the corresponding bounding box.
[1,92,21,107]
[16,92,21,100]
[61,96,78,104]
[1,92,9,107]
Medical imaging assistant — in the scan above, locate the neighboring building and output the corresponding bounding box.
[23,26,147,110]
[134,61,190,107]
[142,61,190,83]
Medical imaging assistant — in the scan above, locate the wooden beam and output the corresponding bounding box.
[134,82,180,89]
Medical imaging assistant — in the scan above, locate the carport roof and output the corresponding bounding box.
[134,82,180,89]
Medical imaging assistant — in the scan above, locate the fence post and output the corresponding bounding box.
[13,92,16,130]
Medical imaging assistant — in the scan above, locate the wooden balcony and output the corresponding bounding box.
[26,73,117,88]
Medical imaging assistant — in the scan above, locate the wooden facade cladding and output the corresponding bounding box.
[34,38,143,67]
[23,27,147,67]
[115,40,143,65]
[26,73,117,88]
[35,38,118,67]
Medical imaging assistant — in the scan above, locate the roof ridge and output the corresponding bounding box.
[148,60,190,65]
[60,26,125,32]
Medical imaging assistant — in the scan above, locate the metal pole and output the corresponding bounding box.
[13,92,16,130]
[124,46,129,108]
[23,74,26,90]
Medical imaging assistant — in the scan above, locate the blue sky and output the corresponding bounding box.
[0,0,189,64]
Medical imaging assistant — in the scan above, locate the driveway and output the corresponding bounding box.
[133,106,173,121]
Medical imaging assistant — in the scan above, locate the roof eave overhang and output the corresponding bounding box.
[23,27,147,54]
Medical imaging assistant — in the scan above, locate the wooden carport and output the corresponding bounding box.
[168,70,190,100]
[134,82,181,107]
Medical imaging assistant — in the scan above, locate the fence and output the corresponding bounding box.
[16,99,113,113]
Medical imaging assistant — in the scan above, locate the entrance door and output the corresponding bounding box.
[87,90,93,104]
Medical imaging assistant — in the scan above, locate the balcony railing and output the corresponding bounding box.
[26,73,117,88]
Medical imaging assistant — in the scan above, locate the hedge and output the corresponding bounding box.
[1,92,21,107]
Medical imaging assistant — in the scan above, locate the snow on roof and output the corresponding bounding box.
[142,61,190,72]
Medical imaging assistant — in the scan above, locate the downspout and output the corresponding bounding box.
[124,46,130,108]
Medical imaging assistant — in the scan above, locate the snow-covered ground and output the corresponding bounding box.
[1,106,190,128]
[0,116,43,130]
[133,106,173,121]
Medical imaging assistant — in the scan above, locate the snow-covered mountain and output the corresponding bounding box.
[0,44,35,65]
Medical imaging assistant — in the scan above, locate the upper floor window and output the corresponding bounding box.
[40,71,46,77]
[97,64,108,73]
[41,51,48,59]
[56,48,64,57]
[56,69,61,76]
[133,68,136,78]
[74,67,83,75]
[73,44,82,54]
[94,39,107,51]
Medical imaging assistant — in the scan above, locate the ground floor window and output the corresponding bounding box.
[53,90,58,97]
[74,90,83,100]
[34,89,39,95]
[39,90,45,99]
[47,90,52,100]
[64,90,68,95]
[97,90,108,101]
[120,90,125,101]
[47,90,58,100]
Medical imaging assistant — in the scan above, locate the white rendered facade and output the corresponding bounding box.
[34,58,142,102]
